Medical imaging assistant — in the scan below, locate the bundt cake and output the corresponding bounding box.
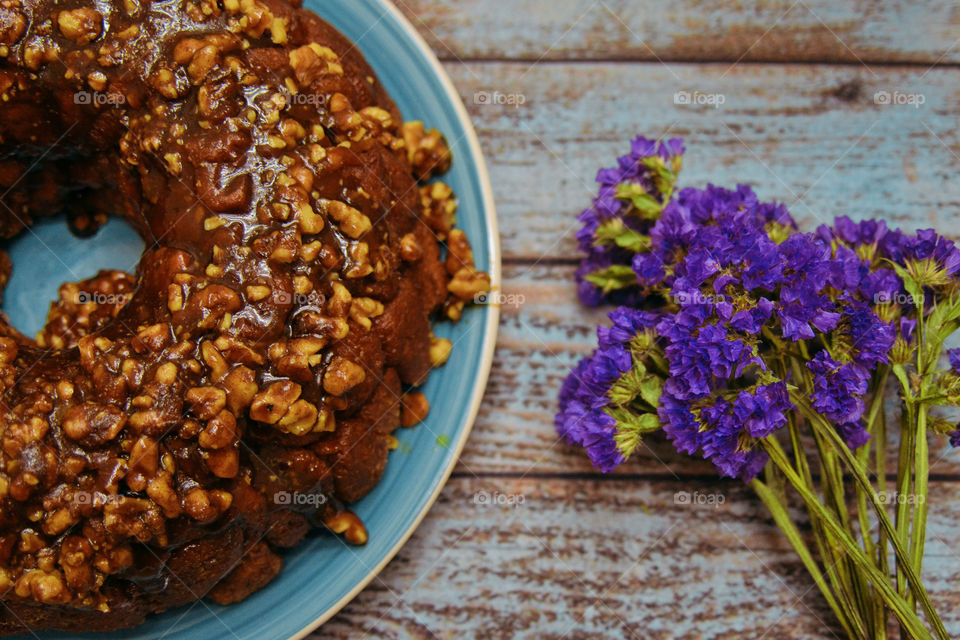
[0,0,490,632]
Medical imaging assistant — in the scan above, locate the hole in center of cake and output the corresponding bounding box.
[0,214,145,340]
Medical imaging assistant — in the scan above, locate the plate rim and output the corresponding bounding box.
[289,1,501,637]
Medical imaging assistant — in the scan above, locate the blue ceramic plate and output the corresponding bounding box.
[1,1,500,637]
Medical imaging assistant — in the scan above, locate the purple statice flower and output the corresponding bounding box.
[556,307,661,472]
[656,305,763,402]
[555,352,628,472]
[845,301,896,368]
[951,429,960,448]
[900,317,917,345]
[575,137,686,306]
[576,192,621,253]
[881,228,960,278]
[562,137,945,482]
[726,298,776,335]
[807,351,872,449]
[777,234,842,341]
[657,137,685,160]
[632,252,666,286]
[815,217,907,307]
[661,381,792,481]
[860,268,903,305]
[658,392,700,456]
[637,183,796,301]
[948,349,960,374]
[672,248,721,297]
[906,230,960,276]
[598,307,660,349]
[819,216,891,249]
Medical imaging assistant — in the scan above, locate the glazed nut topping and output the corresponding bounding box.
[249,380,301,424]
[62,403,127,445]
[147,473,182,518]
[186,386,227,420]
[57,8,102,45]
[322,356,365,396]
[327,281,352,316]
[324,511,368,545]
[16,569,68,604]
[445,229,474,273]
[276,399,318,435]
[399,233,422,262]
[324,200,371,239]
[349,297,384,330]
[296,203,324,234]
[204,446,239,479]
[288,43,342,84]
[222,365,259,412]
[429,336,453,368]
[0,8,26,45]
[198,409,237,449]
[448,267,492,302]
[182,487,232,522]
[400,121,452,179]
[155,362,178,385]
[245,285,271,302]
[400,392,430,427]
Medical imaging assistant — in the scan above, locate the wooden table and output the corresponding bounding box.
[316,2,960,637]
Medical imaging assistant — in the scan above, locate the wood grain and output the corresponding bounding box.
[317,477,960,639]
[395,0,960,65]
[310,5,960,639]
[438,62,960,261]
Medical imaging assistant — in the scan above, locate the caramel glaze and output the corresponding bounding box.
[0,0,487,632]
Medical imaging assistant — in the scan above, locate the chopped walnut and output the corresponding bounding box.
[322,357,365,396]
[324,511,367,545]
[401,392,430,428]
[57,8,102,45]
[401,122,452,180]
[324,200,371,239]
[429,335,452,368]
[349,297,384,330]
[419,182,457,240]
[448,267,492,302]
[250,381,301,424]
[0,8,26,45]
[186,386,227,420]
[198,410,237,449]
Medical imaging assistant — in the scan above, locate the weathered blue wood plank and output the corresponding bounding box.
[315,477,960,639]
[397,0,960,64]
[442,62,960,260]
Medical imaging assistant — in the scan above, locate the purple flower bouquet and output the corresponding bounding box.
[557,137,960,639]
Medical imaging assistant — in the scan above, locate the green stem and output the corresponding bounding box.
[763,438,933,640]
[786,414,866,637]
[751,478,859,640]
[773,337,910,637]
[896,398,916,604]
[858,367,890,639]
[786,351,871,634]
[873,372,891,640]
[793,397,949,640]
[810,420,873,632]
[911,403,930,581]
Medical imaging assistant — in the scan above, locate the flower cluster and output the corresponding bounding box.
[558,135,960,639]
[555,308,660,472]
[559,136,960,481]
[575,137,683,307]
